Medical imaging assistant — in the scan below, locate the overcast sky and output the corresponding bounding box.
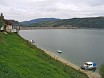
[0,0,104,21]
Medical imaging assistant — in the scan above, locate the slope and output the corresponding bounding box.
[0,32,88,78]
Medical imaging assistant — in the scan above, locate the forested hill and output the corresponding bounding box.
[19,18,61,26]
[30,17,104,28]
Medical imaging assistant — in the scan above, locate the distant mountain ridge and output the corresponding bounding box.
[19,18,61,25]
[30,17,104,28]
[19,17,104,28]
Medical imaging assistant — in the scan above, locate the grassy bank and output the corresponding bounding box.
[0,32,88,78]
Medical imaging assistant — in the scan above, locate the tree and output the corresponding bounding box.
[0,17,4,27]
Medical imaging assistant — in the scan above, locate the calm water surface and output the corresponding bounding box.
[19,29,104,68]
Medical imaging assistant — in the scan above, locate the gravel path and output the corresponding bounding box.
[43,49,101,78]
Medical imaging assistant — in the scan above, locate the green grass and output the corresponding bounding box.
[0,32,88,78]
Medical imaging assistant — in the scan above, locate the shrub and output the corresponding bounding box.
[99,64,104,78]
[0,17,4,27]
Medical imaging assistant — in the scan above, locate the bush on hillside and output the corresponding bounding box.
[99,64,104,78]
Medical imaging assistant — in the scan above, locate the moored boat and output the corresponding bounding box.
[81,62,97,70]
[57,50,62,53]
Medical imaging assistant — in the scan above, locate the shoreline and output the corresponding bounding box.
[19,26,104,30]
[18,31,101,78]
[42,49,101,78]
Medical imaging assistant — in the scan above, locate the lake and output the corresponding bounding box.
[19,29,104,68]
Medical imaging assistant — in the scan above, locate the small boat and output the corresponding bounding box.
[29,40,35,45]
[30,40,35,43]
[57,50,62,54]
[81,62,97,70]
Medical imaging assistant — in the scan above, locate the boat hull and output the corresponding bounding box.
[81,65,97,70]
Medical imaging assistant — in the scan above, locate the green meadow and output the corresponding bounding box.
[0,32,88,78]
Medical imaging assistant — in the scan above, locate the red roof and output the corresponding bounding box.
[5,20,12,25]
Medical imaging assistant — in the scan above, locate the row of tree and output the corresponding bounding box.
[30,17,104,28]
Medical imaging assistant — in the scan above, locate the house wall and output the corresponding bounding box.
[6,25,12,32]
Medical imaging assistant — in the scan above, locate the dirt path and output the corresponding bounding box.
[43,49,101,78]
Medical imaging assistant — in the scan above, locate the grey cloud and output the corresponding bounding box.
[0,0,104,21]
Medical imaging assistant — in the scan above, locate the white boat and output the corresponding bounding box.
[29,40,35,43]
[81,62,97,70]
[57,50,62,53]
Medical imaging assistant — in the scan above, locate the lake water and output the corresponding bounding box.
[19,29,104,68]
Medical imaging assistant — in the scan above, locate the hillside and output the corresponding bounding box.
[19,18,61,26]
[0,32,88,78]
[30,17,104,28]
